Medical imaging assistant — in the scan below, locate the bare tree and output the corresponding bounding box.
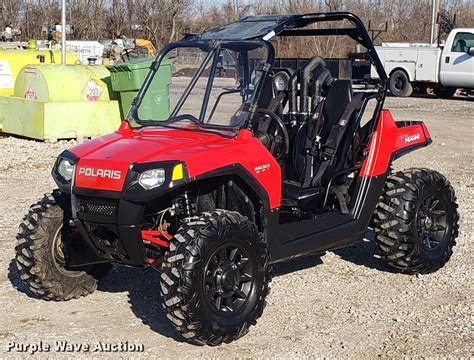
[0,0,22,29]
[132,0,189,46]
[3,0,472,53]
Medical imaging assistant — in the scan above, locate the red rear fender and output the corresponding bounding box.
[360,109,431,177]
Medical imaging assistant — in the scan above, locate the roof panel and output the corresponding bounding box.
[198,15,298,41]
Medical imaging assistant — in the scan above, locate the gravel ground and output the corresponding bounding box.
[0,95,472,358]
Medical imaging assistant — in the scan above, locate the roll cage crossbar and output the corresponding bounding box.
[192,12,388,88]
[127,12,388,133]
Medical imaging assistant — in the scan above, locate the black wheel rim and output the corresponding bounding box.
[416,195,448,251]
[394,76,405,92]
[203,243,254,315]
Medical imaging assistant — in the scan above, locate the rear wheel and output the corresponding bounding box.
[389,69,413,97]
[433,86,457,98]
[160,211,271,345]
[372,169,459,274]
[15,194,111,301]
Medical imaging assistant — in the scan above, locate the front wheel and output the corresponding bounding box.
[372,169,459,274]
[160,211,271,345]
[433,86,457,98]
[15,194,111,301]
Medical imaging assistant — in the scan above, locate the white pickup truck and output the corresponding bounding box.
[371,28,474,98]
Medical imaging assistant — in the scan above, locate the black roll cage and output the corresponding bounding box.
[127,12,388,137]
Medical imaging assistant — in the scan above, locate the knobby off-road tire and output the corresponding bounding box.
[15,194,111,301]
[160,210,271,345]
[372,169,459,274]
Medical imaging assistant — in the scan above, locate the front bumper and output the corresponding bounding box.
[66,187,147,267]
[54,157,188,267]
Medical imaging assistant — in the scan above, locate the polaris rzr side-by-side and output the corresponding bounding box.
[16,12,459,345]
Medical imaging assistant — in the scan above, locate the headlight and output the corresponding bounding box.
[58,158,75,181]
[138,168,165,190]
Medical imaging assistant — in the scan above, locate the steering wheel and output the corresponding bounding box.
[167,114,200,125]
[254,108,289,160]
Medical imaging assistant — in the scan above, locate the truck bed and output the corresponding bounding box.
[372,44,442,83]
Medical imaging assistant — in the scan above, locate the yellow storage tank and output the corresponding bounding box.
[0,64,121,140]
[0,49,80,96]
[13,64,117,102]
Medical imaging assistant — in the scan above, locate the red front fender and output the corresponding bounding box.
[360,109,431,177]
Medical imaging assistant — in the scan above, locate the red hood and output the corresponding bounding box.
[72,127,226,164]
[70,122,282,209]
[71,126,229,191]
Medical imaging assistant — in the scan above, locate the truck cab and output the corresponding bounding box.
[440,28,474,88]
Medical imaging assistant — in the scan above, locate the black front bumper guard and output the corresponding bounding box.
[64,190,148,268]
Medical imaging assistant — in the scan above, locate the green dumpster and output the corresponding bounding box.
[107,58,172,120]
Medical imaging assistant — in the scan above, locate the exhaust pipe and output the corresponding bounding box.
[311,68,333,112]
[288,70,299,125]
[299,56,326,122]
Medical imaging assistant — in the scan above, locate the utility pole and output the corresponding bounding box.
[61,0,66,64]
[0,5,4,32]
[430,0,440,45]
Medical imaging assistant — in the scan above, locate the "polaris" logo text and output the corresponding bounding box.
[404,134,420,144]
[78,167,122,180]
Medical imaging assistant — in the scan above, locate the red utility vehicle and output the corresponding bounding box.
[16,13,459,345]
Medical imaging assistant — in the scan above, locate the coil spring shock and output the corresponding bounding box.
[175,191,196,219]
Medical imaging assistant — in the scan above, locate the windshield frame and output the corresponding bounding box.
[127,39,275,131]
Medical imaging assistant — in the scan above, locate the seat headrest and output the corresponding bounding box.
[322,80,353,136]
[326,80,353,109]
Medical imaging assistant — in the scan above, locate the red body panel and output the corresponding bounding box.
[360,109,431,177]
[71,110,429,210]
[72,125,282,208]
